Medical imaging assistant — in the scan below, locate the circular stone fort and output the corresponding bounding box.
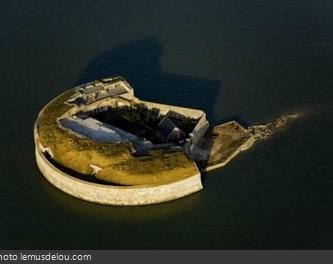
[34,76,258,206]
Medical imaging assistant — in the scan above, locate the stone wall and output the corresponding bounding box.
[35,144,202,205]
[34,86,205,205]
[34,117,203,206]
[203,135,255,172]
[141,100,209,154]
[141,100,205,119]
[63,95,209,151]
[189,113,210,150]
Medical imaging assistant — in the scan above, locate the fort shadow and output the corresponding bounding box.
[76,39,221,123]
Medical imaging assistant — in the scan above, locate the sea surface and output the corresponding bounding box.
[1,0,333,249]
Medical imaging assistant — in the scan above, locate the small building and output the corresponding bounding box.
[157,116,186,143]
[66,76,134,106]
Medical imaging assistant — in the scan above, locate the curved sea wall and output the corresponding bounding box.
[35,144,202,205]
[34,120,203,206]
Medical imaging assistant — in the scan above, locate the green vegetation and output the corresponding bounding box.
[96,150,197,185]
[37,90,198,185]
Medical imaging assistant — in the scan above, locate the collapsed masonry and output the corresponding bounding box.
[59,76,209,157]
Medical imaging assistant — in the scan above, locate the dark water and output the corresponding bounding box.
[1,0,333,249]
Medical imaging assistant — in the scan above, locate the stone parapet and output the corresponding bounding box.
[35,143,202,205]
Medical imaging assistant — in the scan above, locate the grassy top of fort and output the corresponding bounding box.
[36,89,198,186]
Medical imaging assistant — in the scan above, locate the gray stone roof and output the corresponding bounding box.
[157,116,178,139]
[82,85,104,94]
[68,80,130,105]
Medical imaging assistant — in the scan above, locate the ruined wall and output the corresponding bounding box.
[141,100,205,119]
[141,100,209,153]
[189,113,210,149]
[63,96,132,118]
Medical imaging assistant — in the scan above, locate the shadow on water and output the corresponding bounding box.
[76,39,221,123]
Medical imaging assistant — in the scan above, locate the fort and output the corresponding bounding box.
[34,76,295,205]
